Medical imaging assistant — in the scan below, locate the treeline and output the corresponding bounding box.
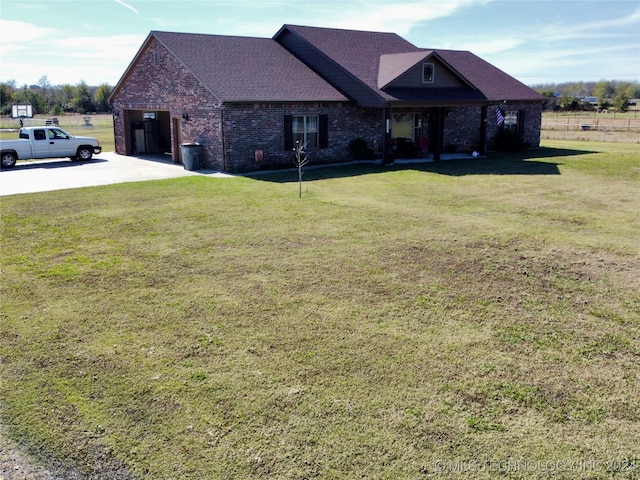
[2,76,638,116]
[532,80,640,112]
[0,76,112,116]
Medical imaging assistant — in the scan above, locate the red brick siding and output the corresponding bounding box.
[111,38,225,169]
[222,103,383,173]
[111,38,541,172]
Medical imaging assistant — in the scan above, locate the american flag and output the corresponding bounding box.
[495,107,504,126]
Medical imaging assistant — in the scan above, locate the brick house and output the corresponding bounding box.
[109,24,544,173]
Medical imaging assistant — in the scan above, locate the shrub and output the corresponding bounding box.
[348,137,374,160]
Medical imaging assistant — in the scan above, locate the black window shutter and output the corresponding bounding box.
[284,115,293,151]
[518,110,526,136]
[319,114,328,149]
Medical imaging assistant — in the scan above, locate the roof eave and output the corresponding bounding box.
[109,31,156,104]
[275,24,387,108]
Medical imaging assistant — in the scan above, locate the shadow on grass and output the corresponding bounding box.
[247,146,594,183]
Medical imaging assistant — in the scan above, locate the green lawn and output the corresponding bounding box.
[1,140,639,479]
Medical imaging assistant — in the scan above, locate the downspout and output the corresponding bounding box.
[220,105,227,172]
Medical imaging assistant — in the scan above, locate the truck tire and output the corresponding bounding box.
[75,146,93,162]
[1,151,17,169]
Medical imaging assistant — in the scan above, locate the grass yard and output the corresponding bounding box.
[1,140,639,479]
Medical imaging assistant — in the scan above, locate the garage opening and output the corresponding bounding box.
[127,110,171,157]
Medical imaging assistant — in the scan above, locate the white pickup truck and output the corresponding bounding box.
[0,126,102,169]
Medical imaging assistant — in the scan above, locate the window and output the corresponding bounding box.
[504,110,519,133]
[34,130,46,141]
[422,63,434,83]
[284,114,328,150]
[48,128,69,140]
[292,115,318,148]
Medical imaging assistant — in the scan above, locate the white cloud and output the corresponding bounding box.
[0,25,146,86]
[54,34,145,60]
[113,0,140,16]
[329,0,493,34]
[0,19,57,55]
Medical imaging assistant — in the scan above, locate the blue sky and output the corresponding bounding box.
[1,0,639,87]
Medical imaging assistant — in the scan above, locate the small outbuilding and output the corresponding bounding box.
[109,24,544,172]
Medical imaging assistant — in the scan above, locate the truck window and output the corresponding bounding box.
[48,129,69,140]
[34,130,46,141]
[19,130,29,139]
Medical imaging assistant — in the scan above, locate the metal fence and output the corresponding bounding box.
[541,117,640,143]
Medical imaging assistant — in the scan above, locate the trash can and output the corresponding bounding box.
[180,143,202,171]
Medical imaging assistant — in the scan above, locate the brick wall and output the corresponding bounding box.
[222,103,383,173]
[443,102,542,152]
[111,37,541,172]
[111,38,386,172]
[485,102,543,149]
[111,37,225,169]
[443,106,484,151]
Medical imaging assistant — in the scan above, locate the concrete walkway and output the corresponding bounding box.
[0,152,233,196]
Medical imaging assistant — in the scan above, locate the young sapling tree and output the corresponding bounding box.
[292,140,309,198]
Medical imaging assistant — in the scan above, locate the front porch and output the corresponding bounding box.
[384,106,489,164]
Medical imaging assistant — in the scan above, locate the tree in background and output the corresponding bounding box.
[59,84,76,112]
[12,84,47,113]
[0,79,114,115]
[94,84,112,113]
[37,75,54,113]
[593,80,615,110]
[534,80,639,112]
[73,81,94,113]
[613,83,631,113]
[0,82,15,115]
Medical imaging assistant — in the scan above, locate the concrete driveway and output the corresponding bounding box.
[0,152,233,196]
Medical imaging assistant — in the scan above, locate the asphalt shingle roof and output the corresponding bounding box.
[152,31,348,102]
[118,27,543,106]
[279,25,543,103]
[434,49,544,101]
[280,25,417,98]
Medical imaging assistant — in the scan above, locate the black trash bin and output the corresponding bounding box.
[180,143,202,171]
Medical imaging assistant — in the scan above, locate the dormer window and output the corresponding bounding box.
[422,63,434,83]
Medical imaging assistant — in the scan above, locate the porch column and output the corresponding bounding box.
[433,107,444,161]
[479,106,487,155]
[382,107,391,164]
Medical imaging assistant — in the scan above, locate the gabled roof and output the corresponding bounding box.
[112,31,348,103]
[112,25,543,107]
[435,49,543,101]
[275,24,418,106]
[275,24,543,105]
[277,24,417,89]
[378,51,434,89]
